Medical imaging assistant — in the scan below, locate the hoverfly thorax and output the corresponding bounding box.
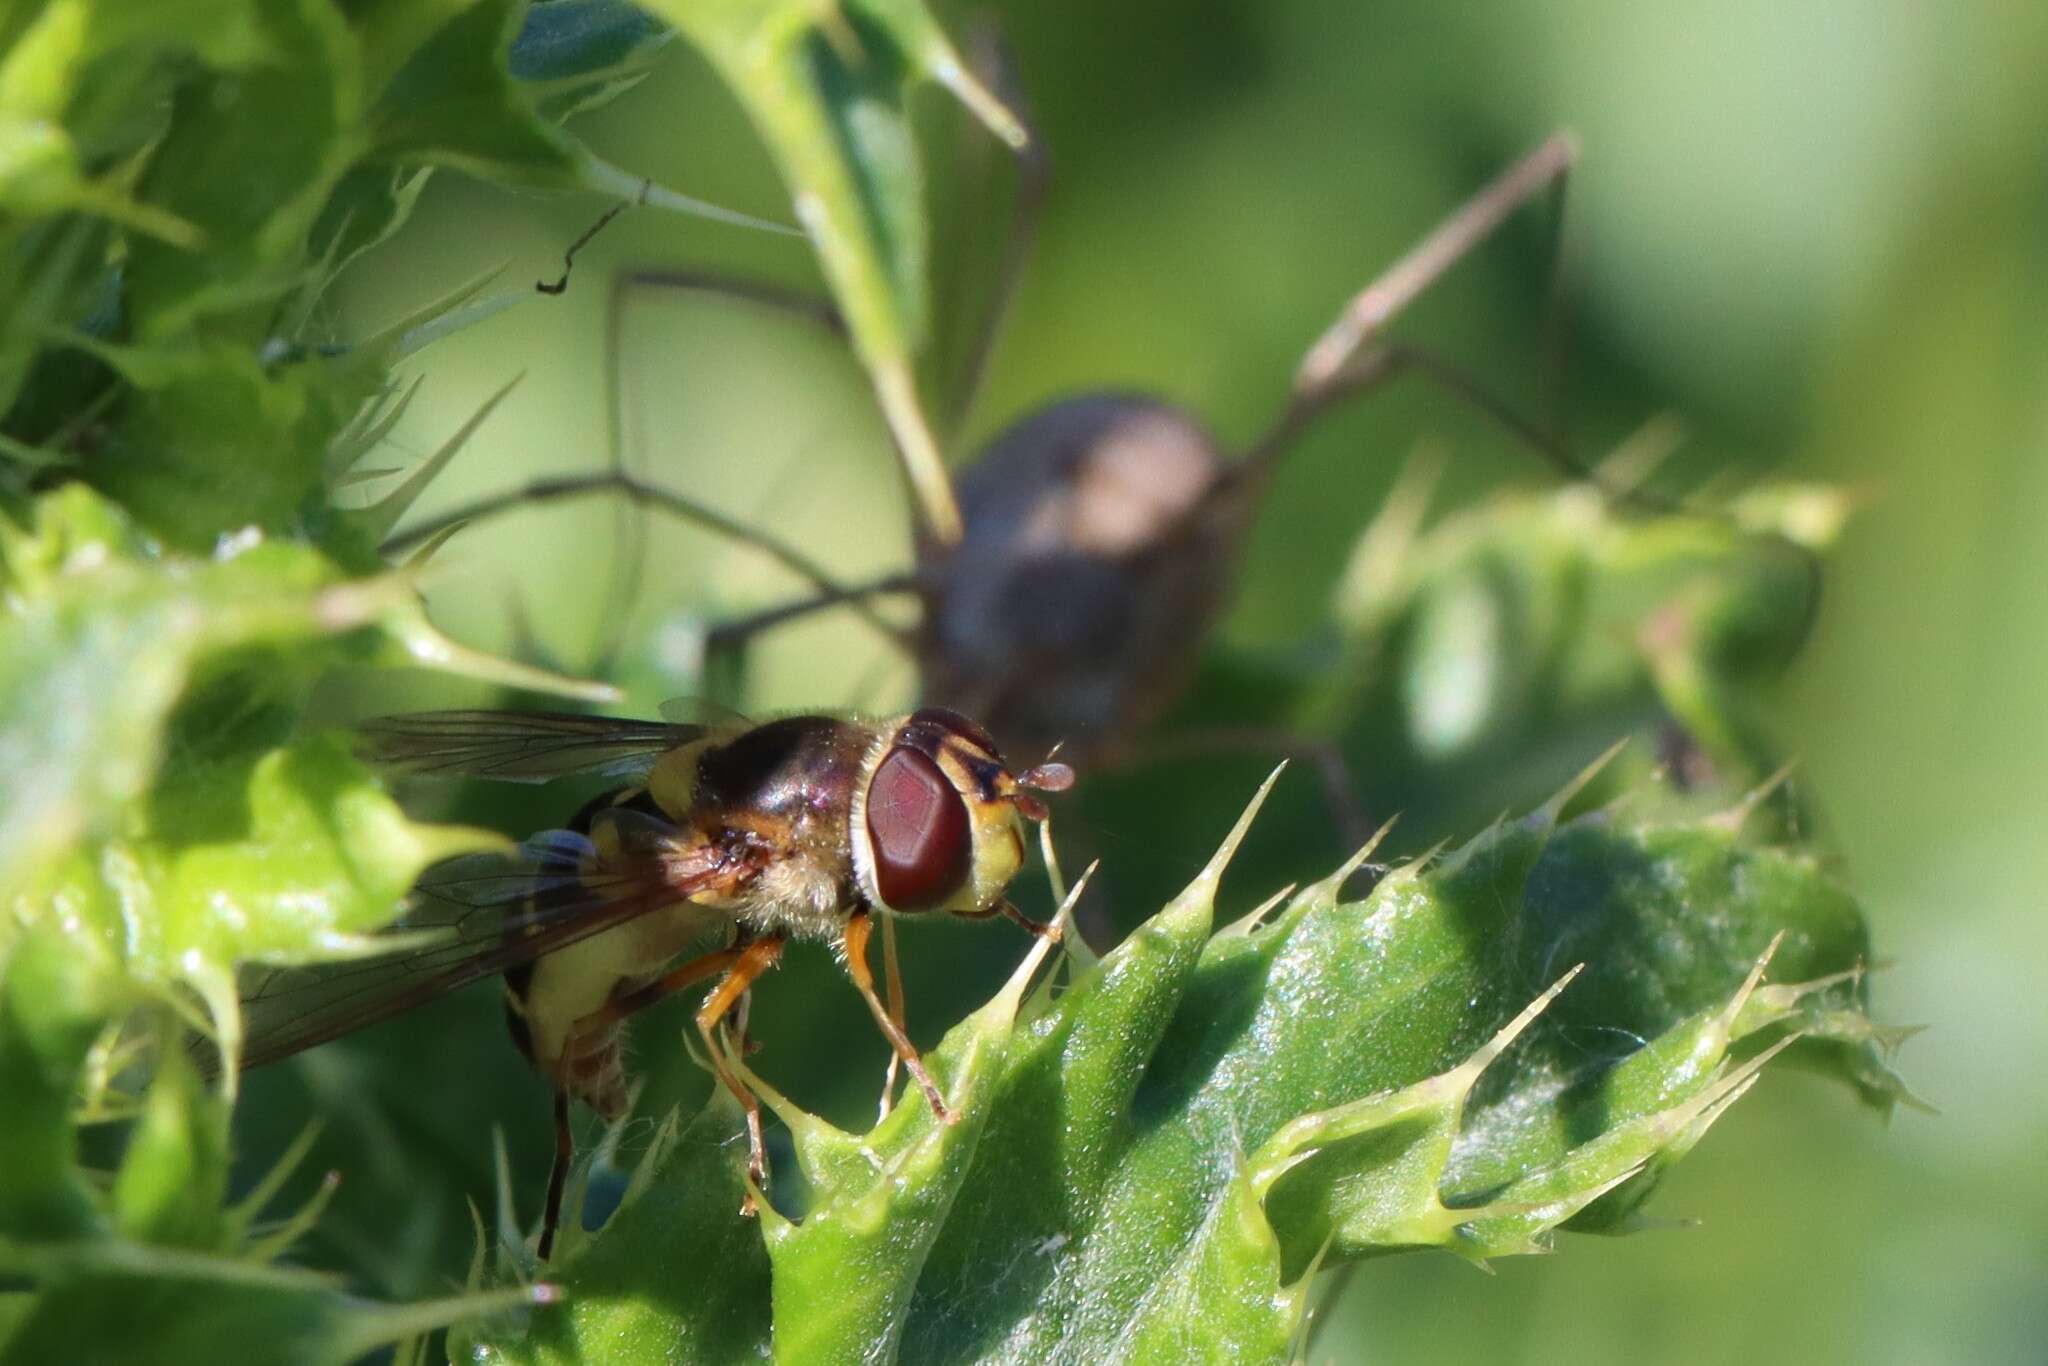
[852,706,1074,918]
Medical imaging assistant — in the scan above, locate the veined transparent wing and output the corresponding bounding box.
[228,820,752,1072]
[359,708,707,782]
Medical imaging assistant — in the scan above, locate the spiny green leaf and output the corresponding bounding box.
[468,1099,770,1364]
[110,1042,229,1249]
[123,0,363,340]
[510,0,670,122]
[650,0,1028,540]
[0,1264,554,1366]
[0,479,600,932]
[365,0,789,233]
[365,0,592,185]
[467,764,1896,1364]
[1298,477,1854,844]
[0,927,116,1244]
[88,342,383,550]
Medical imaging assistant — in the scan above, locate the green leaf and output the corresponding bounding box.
[0,479,585,1360]
[510,0,670,121]
[0,1260,554,1366]
[87,342,382,550]
[1306,477,1850,836]
[0,926,115,1243]
[470,763,1900,1363]
[123,0,363,340]
[364,0,592,185]
[472,1101,771,1363]
[362,0,791,233]
[0,486,581,926]
[110,1044,229,1249]
[651,0,1027,541]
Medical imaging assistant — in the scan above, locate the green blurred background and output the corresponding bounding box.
[295,2,2048,1361]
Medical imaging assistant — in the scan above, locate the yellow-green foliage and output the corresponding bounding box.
[0,5,1904,1365]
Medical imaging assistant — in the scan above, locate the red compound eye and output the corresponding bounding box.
[905,706,1001,758]
[865,746,972,910]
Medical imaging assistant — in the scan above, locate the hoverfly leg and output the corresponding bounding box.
[995,898,1061,941]
[843,911,956,1126]
[537,1090,574,1261]
[692,936,789,1212]
[875,912,907,1123]
[562,943,756,1054]
[731,989,762,1058]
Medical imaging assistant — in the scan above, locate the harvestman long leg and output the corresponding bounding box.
[1239,133,1582,484]
[697,134,1593,659]
[378,467,913,652]
[402,131,1613,691]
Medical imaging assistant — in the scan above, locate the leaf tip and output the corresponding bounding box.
[1174,761,1287,915]
[1301,812,1401,909]
[1533,738,1630,828]
[928,48,1030,149]
[1709,760,1800,834]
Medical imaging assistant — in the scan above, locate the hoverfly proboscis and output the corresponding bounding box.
[226,703,1074,1259]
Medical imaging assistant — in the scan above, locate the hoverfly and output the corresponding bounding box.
[228,704,1074,1259]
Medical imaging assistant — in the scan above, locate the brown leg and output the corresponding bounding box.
[535,191,642,294]
[537,1089,574,1261]
[1242,134,1583,488]
[876,911,907,1122]
[594,268,854,666]
[843,911,957,1125]
[996,898,1062,941]
[1294,134,1576,399]
[701,570,921,656]
[692,937,788,1210]
[379,469,860,607]
[1250,339,1593,491]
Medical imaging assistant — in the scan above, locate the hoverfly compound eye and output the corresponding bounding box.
[866,746,972,910]
[904,705,1002,758]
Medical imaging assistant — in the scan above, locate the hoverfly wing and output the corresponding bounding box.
[226,828,747,1072]
[659,696,754,730]
[359,709,705,782]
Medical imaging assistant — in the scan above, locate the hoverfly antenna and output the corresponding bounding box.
[1019,758,1076,794]
[1010,757,1073,822]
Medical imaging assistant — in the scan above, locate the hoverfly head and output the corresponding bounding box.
[852,708,1074,920]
